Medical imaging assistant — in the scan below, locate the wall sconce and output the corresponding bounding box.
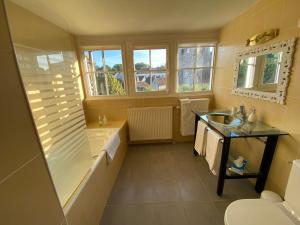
[246,29,279,46]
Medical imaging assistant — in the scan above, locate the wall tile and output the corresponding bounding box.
[0,50,42,182]
[0,1,13,51]
[0,156,64,225]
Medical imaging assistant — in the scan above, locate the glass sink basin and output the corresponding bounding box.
[207,112,242,127]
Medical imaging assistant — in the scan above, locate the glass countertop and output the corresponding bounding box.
[193,110,288,138]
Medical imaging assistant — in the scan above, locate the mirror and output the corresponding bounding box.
[237,52,282,92]
[233,38,297,104]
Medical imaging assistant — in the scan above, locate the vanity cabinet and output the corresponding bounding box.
[193,111,288,196]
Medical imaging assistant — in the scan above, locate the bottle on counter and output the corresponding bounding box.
[98,114,103,126]
[103,115,108,126]
[248,108,257,123]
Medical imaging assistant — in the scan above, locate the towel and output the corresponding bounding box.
[205,130,223,175]
[194,120,208,156]
[180,98,209,136]
[105,131,121,162]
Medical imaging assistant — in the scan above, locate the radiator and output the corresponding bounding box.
[128,106,173,141]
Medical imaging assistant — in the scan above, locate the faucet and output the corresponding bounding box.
[236,105,247,122]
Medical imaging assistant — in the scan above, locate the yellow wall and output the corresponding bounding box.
[6,1,75,50]
[0,1,66,225]
[84,96,212,142]
[214,0,300,196]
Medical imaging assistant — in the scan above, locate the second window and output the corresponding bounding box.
[133,48,168,92]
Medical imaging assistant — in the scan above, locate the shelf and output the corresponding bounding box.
[225,169,259,179]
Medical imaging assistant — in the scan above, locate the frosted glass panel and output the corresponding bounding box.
[14,45,92,206]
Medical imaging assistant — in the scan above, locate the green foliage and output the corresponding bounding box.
[107,72,125,96]
[263,53,279,84]
[135,62,149,70]
[95,64,126,96]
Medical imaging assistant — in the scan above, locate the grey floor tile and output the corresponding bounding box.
[100,204,157,225]
[213,200,234,224]
[177,176,211,202]
[102,142,259,225]
[151,179,182,202]
[183,202,221,225]
[152,203,189,225]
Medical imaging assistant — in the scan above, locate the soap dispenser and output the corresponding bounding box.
[248,108,257,123]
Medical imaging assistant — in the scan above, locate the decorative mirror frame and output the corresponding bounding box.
[232,38,297,104]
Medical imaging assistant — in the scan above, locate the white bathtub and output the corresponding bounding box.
[86,128,120,162]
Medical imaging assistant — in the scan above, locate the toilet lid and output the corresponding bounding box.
[224,199,297,225]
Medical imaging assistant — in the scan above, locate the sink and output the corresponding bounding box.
[207,112,242,127]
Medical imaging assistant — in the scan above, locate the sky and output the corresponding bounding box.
[88,49,166,68]
[134,49,166,68]
[90,50,122,68]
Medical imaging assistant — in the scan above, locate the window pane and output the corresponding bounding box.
[135,71,151,92]
[134,50,150,70]
[194,68,212,91]
[177,69,193,92]
[83,50,103,73]
[88,71,125,96]
[151,49,166,69]
[84,49,125,96]
[95,72,108,95]
[262,53,282,84]
[107,71,126,96]
[151,72,167,91]
[237,57,256,88]
[196,47,214,67]
[178,47,196,69]
[104,50,123,72]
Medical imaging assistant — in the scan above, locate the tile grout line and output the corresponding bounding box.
[0,153,41,185]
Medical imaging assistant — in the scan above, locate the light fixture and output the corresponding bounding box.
[246,29,279,46]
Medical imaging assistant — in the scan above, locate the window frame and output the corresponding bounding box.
[131,44,170,96]
[175,43,216,94]
[80,45,129,99]
[79,41,215,100]
[257,53,282,92]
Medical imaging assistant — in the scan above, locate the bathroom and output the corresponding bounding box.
[1,0,300,224]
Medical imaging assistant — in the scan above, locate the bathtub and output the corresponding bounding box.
[86,127,121,162]
[64,123,127,225]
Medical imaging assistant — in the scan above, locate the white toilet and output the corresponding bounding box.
[224,160,300,225]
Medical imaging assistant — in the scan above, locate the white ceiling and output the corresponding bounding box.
[10,0,256,36]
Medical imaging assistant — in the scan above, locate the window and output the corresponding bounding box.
[237,57,256,89]
[133,48,168,92]
[83,49,125,96]
[261,52,282,85]
[177,44,215,92]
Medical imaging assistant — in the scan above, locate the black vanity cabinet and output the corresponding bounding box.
[193,111,288,196]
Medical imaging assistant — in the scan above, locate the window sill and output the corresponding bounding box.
[85,91,213,100]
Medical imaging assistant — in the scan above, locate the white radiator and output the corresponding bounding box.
[128,106,173,141]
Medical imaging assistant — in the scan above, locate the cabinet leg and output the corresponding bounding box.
[217,137,231,196]
[255,136,278,192]
[193,114,200,156]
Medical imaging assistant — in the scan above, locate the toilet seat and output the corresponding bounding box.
[224,199,297,225]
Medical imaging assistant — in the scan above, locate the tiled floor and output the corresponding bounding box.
[100,142,259,225]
